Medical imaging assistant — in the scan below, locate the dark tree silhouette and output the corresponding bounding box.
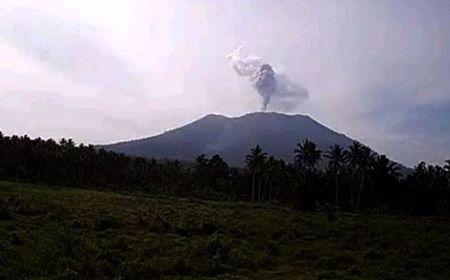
[325,144,345,208]
[293,139,322,210]
[245,145,267,202]
[294,138,322,172]
[0,130,449,216]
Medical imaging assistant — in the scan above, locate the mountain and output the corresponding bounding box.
[102,112,356,166]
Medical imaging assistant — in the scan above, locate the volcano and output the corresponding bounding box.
[101,112,358,166]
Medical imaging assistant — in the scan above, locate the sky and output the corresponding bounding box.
[0,0,450,167]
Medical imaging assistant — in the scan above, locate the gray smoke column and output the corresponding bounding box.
[227,46,308,111]
[253,64,276,111]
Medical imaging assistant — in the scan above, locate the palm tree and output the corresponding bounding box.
[345,141,363,167]
[372,154,401,207]
[325,144,345,208]
[373,155,401,178]
[344,141,363,211]
[245,145,267,202]
[294,138,322,172]
[293,139,322,210]
[263,156,278,202]
[355,145,375,212]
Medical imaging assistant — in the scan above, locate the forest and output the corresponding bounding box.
[1,131,449,216]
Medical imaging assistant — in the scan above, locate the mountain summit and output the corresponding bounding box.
[102,112,355,166]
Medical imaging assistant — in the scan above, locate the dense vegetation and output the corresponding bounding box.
[0,132,450,215]
[1,181,450,279]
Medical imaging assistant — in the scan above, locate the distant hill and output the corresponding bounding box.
[101,112,356,166]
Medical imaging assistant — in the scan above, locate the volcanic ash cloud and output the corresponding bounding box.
[227,46,308,112]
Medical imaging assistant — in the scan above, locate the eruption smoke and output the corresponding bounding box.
[227,46,308,111]
[253,64,276,111]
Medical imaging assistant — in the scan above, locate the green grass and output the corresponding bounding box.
[1,181,450,280]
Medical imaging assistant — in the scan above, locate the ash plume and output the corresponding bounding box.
[227,46,308,111]
[253,64,276,111]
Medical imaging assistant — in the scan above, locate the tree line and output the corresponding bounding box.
[0,131,449,216]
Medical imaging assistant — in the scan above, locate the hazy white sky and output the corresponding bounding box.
[1,0,450,166]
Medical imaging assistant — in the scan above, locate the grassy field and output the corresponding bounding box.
[1,181,450,280]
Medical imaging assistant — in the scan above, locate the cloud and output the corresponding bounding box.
[0,8,141,93]
[1,0,450,167]
[354,72,450,166]
[0,89,152,143]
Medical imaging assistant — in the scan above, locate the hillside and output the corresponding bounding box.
[1,181,450,279]
[102,112,354,165]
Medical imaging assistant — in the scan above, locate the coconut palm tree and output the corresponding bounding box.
[373,155,401,179]
[293,139,322,210]
[355,145,376,212]
[245,145,267,202]
[263,156,280,202]
[344,141,363,211]
[325,144,345,208]
[294,138,322,172]
[372,154,401,207]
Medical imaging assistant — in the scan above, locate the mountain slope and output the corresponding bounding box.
[102,112,355,165]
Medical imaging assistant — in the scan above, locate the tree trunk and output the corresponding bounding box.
[263,177,270,202]
[335,173,339,208]
[79,169,84,187]
[15,166,20,181]
[356,172,365,212]
[350,173,354,212]
[269,180,273,202]
[37,168,41,183]
[257,175,263,202]
[251,172,256,202]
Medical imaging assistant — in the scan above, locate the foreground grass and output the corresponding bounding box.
[0,181,449,280]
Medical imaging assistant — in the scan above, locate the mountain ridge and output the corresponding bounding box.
[101,112,357,166]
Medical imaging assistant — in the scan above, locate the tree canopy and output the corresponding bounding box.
[0,131,449,216]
